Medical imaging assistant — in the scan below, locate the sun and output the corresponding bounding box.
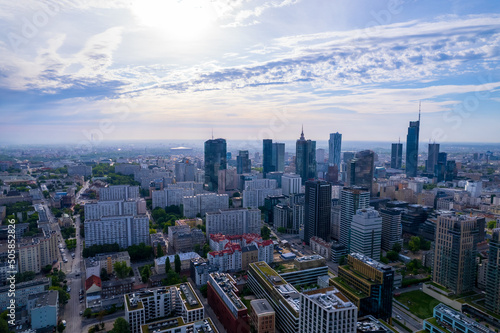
[131,0,217,41]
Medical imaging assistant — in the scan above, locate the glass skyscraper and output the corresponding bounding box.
[237,150,251,174]
[296,128,316,185]
[263,139,285,177]
[391,142,402,169]
[347,150,375,194]
[204,138,227,191]
[304,180,332,244]
[328,132,342,167]
[406,118,420,177]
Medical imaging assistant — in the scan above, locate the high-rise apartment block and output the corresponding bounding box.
[175,158,195,182]
[296,128,316,185]
[205,138,227,192]
[85,215,149,248]
[274,203,304,234]
[281,174,302,196]
[243,179,282,208]
[406,115,420,177]
[433,214,479,295]
[182,193,229,218]
[85,199,147,220]
[99,185,140,201]
[206,208,261,237]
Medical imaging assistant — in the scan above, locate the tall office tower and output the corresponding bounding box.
[339,187,370,251]
[281,174,301,195]
[204,138,227,192]
[237,150,251,174]
[405,109,420,177]
[296,128,317,185]
[434,152,447,182]
[445,160,457,181]
[380,207,403,252]
[331,253,394,320]
[350,208,382,260]
[328,132,342,167]
[426,143,440,174]
[325,165,339,183]
[433,214,479,295]
[391,142,403,169]
[486,229,500,315]
[304,180,332,244]
[263,140,285,176]
[316,148,325,163]
[175,158,195,182]
[299,287,358,333]
[347,150,375,194]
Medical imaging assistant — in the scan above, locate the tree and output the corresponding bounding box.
[174,254,181,274]
[408,236,421,252]
[386,251,399,262]
[194,244,201,256]
[488,220,498,229]
[261,226,271,240]
[165,257,171,274]
[113,261,131,279]
[0,316,8,333]
[277,227,287,233]
[200,284,208,298]
[100,268,109,281]
[392,242,402,253]
[49,287,70,304]
[83,308,93,319]
[156,244,164,258]
[141,266,151,283]
[110,317,131,333]
[57,322,66,332]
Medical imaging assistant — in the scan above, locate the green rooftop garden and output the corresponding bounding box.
[394,290,441,320]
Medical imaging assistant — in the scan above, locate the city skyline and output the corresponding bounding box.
[1,1,500,144]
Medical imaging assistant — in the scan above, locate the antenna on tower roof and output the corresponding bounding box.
[418,100,421,122]
[212,128,214,140]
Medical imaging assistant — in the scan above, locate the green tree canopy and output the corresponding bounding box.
[392,242,402,253]
[165,257,171,274]
[113,261,131,279]
[174,254,181,274]
[110,317,131,333]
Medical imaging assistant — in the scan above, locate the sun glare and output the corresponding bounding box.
[131,0,217,41]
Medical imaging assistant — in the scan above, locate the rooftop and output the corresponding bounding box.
[303,287,355,310]
[250,299,274,316]
[434,303,493,333]
[296,254,325,262]
[210,273,246,311]
[349,252,392,272]
[141,317,218,333]
[357,315,396,332]
[156,252,201,265]
[29,290,58,308]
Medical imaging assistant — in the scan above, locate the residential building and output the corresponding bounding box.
[205,138,227,192]
[84,215,149,248]
[218,169,238,193]
[299,286,358,333]
[281,174,302,196]
[247,262,300,333]
[0,278,50,309]
[243,179,282,208]
[102,278,134,298]
[310,236,332,260]
[242,245,259,270]
[485,228,500,315]
[208,243,242,272]
[206,208,261,237]
[125,283,205,333]
[274,203,304,234]
[182,193,229,218]
[405,114,420,177]
[339,187,370,251]
[84,199,147,219]
[379,207,403,252]
[296,128,317,185]
[391,142,403,169]
[208,273,249,333]
[433,214,479,295]
[250,299,275,333]
[18,227,58,273]
[68,164,92,177]
[99,185,139,201]
[150,233,167,257]
[93,251,131,274]
[423,303,494,333]
[304,180,331,244]
[350,208,382,260]
[330,204,341,241]
[328,132,342,167]
[140,317,219,333]
[347,150,375,194]
[175,158,195,182]
[155,252,202,274]
[152,187,194,209]
[28,290,58,330]
[332,253,394,320]
[190,257,219,287]
[237,150,251,174]
[168,221,206,253]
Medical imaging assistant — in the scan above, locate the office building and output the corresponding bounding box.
[205,138,227,192]
[182,193,229,218]
[328,132,342,167]
[405,113,420,177]
[332,253,394,320]
[427,143,440,174]
[263,140,285,176]
[125,283,205,333]
[433,214,479,295]
[250,299,275,333]
[486,228,500,316]
[445,160,457,181]
[391,142,403,169]
[28,290,58,330]
[237,150,251,174]
[247,262,300,333]
[316,148,325,163]
[274,203,304,234]
[423,303,494,333]
[299,287,358,333]
[281,256,328,286]
[296,128,317,185]
[304,180,331,244]
[206,208,261,237]
[281,174,301,195]
[379,207,403,252]
[347,150,375,194]
[175,158,195,182]
[350,208,382,260]
[99,185,139,201]
[339,187,370,251]
[84,215,149,248]
[208,273,249,333]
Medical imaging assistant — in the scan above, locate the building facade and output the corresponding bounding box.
[205,138,227,192]
[206,209,261,237]
[350,208,382,260]
[328,132,342,168]
[339,187,370,252]
[296,128,316,185]
[486,228,500,315]
[304,180,331,244]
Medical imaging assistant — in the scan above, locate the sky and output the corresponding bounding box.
[1,0,500,146]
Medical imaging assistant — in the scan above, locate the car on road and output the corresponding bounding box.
[79,311,83,316]
[396,315,402,320]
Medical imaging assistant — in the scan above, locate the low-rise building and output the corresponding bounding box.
[102,277,135,298]
[250,299,275,333]
[141,317,219,333]
[423,303,494,333]
[190,257,218,287]
[0,278,50,309]
[155,252,201,274]
[28,290,58,330]
[310,236,332,261]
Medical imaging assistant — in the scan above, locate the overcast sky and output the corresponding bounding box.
[1,0,500,145]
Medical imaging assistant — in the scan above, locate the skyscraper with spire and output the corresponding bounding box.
[405,103,421,177]
[296,126,316,185]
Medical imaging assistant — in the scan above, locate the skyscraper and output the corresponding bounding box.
[237,150,251,174]
[346,150,375,194]
[204,138,227,192]
[263,139,285,176]
[433,214,479,295]
[339,187,370,251]
[296,128,316,185]
[328,132,342,167]
[350,208,382,260]
[486,228,500,316]
[426,143,440,174]
[304,180,332,244]
[380,207,403,252]
[391,142,403,169]
[406,106,420,177]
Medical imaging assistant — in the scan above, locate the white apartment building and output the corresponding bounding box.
[282,174,302,195]
[182,193,229,218]
[152,187,195,209]
[206,209,261,237]
[84,199,146,220]
[85,215,149,248]
[99,185,140,201]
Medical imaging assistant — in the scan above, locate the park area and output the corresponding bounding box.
[394,290,441,319]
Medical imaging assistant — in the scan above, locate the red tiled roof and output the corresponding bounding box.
[85,275,102,291]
